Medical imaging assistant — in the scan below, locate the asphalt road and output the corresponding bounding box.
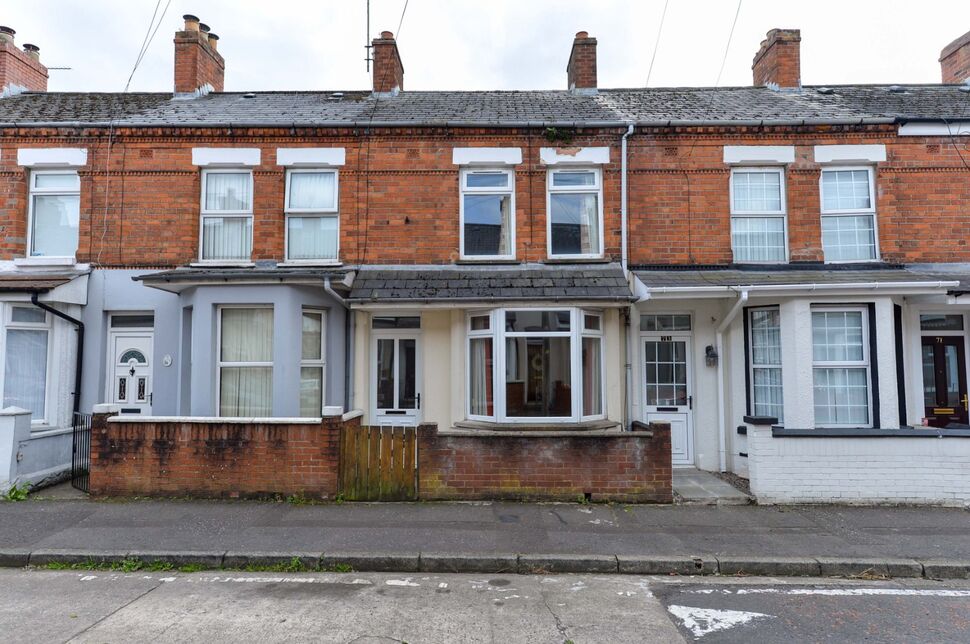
[3,570,969,643]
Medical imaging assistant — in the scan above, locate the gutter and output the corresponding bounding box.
[715,289,749,473]
[636,279,959,299]
[30,292,83,415]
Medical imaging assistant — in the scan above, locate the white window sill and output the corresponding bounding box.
[14,256,77,268]
[278,261,343,268]
[189,261,256,268]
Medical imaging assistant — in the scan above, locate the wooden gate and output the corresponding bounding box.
[339,426,417,501]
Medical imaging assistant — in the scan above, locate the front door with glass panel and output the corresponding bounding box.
[641,314,693,465]
[371,316,421,426]
[921,336,968,427]
[109,332,153,415]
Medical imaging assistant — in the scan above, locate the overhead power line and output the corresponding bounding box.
[645,0,669,87]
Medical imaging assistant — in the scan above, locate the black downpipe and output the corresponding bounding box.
[30,291,84,415]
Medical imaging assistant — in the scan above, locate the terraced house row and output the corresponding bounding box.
[1,17,969,504]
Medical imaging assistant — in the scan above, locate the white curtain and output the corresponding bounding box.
[289,172,336,210]
[288,216,338,260]
[300,367,323,417]
[203,217,252,260]
[582,337,602,416]
[205,173,251,211]
[31,195,80,257]
[302,312,322,360]
[220,309,273,416]
[469,338,492,416]
[3,329,49,420]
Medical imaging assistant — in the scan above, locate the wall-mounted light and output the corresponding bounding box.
[705,345,718,367]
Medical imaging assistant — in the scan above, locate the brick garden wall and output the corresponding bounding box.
[417,423,672,503]
[89,413,355,499]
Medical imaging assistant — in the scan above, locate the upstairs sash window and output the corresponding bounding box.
[201,170,253,261]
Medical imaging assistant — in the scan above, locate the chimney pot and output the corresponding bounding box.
[0,26,14,44]
[372,29,404,93]
[183,14,200,31]
[199,23,211,34]
[207,33,219,50]
[22,43,39,60]
[567,30,597,92]
[940,29,970,84]
[752,28,801,88]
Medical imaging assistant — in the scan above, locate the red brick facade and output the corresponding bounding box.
[941,30,970,84]
[174,16,225,93]
[752,29,801,88]
[89,413,351,499]
[417,423,672,503]
[567,32,597,90]
[0,31,48,92]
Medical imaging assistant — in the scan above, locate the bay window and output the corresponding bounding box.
[812,308,870,426]
[547,169,603,258]
[300,309,326,417]
[748,307,783,421]
[820,168,877,262]
[28,171,80,258]
[730,168,787,262]
[201,169,253,262]
[467,308,604,423]
[460,169,514,259]
[286,169,339,262]
[2,305,50,423]
[218,307,273,416]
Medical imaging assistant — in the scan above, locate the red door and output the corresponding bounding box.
[921,336,969,427]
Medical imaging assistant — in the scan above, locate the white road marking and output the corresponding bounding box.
[668,605,773,638]
[686,588,970,598]
[80,575,97,582]
[385,578,420,587]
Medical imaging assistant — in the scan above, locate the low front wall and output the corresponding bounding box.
[89,413,355,499]
[0,410,72,492]
[747,424,970,506]
[417,423,672,503]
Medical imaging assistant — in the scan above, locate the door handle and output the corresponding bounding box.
[416,393,421,409]
[963,394,968,408]
[688,395,693,410]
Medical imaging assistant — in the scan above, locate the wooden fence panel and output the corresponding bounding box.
[339,425,417,501]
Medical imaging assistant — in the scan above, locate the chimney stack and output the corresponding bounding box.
[0,26,48,92]
[174,14,225,94]
[940,30,970,84]
[752,29,801,88]
[567,31,597,92]
[372,31,404,94]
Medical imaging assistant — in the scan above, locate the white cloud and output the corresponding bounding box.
[4,0,970,93]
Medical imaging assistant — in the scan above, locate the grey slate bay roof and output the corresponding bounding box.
[349,264,633,303]
[2,85,970,127]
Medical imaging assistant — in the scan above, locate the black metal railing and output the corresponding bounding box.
[71,412,92,493]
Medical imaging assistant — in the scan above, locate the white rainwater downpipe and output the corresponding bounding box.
[715,289,748,472]
[621,123,635,429]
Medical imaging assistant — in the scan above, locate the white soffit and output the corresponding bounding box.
[452,147,522,166]
[192,148,261,167]
[17,148,87,167]
[723,145,795,165]
[898,122,970,136]
[277,148,346,167]
[814,144,887,164]
[539,146,610,165]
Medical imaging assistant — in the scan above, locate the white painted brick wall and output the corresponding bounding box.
[747,424,970,506]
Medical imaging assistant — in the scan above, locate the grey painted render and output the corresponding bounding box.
[82,270,346,417]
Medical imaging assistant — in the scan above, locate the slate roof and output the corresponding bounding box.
[348,263,633,303]
[633,264,965,291]
[1,85,970,127]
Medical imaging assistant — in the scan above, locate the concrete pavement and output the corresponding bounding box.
[1,498,968,578]
[2,569,969,643]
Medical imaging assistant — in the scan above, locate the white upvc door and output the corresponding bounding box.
[371,331,422,426]
[642,334,694,466]
[107,331,154,415]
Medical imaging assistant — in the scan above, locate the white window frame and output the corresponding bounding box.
[465,307,606,423]
[459,168,516,260]
[546,168,605,259]
[215,305,273,417]
[284,168,341,264]
[729,167,788,263]
[300,308,327,416]
[199,168,254,263]
[747,306,784,421]
[27,169,80,260]
[811,306,872,428]
[2,304,53,425]
[819,165,879,263]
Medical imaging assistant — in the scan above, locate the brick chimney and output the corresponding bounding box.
[752,29,801,88]
[174,14,224,94]
[567,31,597,92]
[372,31,403,94]
[940,30,970,84]
[0,26,48,92]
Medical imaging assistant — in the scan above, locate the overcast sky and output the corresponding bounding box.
[6,1,970,93]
